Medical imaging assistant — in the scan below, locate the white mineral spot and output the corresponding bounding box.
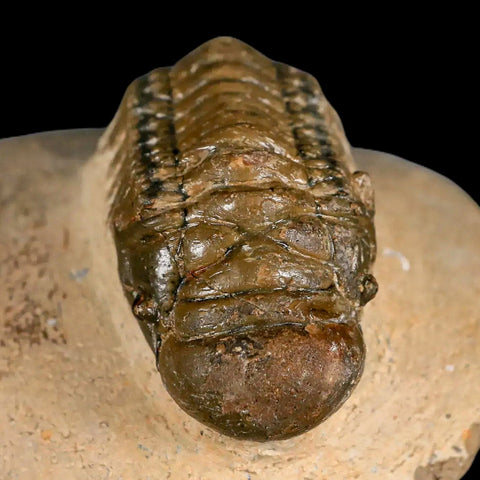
[154,249,172,280]
[69,267,90,281]
[190,240,206,258]
[382,247,411,271]
[223,199,235,211]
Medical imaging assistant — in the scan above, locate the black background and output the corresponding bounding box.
[0,15,476,204]
[0,11,477,478]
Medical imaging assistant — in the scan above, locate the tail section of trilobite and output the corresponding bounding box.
[99,37,377,441]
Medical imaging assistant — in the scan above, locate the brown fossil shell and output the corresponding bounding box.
[100,37,377,441]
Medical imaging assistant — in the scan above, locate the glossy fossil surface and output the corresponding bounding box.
[100,37,377,440]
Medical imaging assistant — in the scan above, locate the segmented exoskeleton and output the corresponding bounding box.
[99,37,377,441]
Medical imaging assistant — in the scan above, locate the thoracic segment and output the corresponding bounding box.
[103,37,376,349]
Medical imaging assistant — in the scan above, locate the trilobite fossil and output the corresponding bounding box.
[99,37,378,441]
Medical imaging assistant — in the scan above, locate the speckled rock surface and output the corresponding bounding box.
[0,130,479,479]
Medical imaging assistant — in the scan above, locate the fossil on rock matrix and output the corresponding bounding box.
[98,37,378,441]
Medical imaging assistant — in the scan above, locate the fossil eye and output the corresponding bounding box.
[132,293,158,323]
[359,273,378,306]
